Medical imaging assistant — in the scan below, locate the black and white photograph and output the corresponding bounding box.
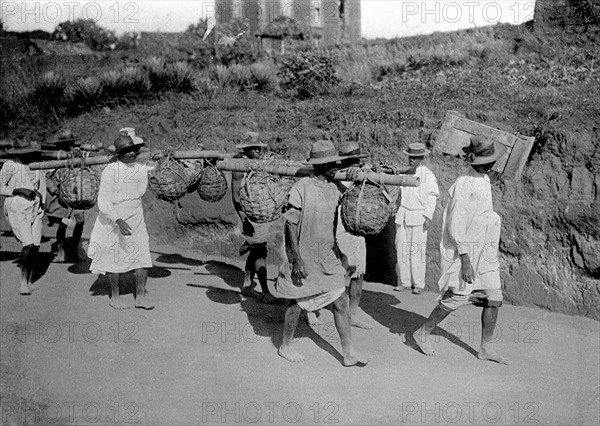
[0,1,598,424]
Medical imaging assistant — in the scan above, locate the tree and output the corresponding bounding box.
[52,19,117,51]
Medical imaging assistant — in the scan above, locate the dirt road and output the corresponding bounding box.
[1,231,598,425]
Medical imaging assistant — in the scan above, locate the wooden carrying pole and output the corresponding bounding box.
[26,150,232,170]
[214,159,420,187]
[23,152,419,187]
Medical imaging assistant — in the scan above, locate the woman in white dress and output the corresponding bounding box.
[88,132,155,310]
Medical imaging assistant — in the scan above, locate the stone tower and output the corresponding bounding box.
[213,0,361,43]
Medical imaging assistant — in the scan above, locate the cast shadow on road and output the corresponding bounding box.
[360,289,479,358]
[88,266,172,296]
[187,278,346,365]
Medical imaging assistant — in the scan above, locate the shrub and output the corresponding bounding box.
[278,51,340,99]
[142,56,169,93]
[67,76,102,114]
[29,71,67,115]
[165,62,195,93]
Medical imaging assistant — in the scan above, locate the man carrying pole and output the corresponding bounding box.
[268,140,369,366]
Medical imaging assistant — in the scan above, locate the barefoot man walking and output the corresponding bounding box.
[413,135,511,364]
[88,130,155,310]
[269,140,369,366]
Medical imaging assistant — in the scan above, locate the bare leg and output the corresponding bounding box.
[134,268,154,310]
[241,250,261,299]
[278,302,306,362]
[19,245,33,295]
[348,276,372,329]
[256,257,277,303]
[332,294,370,367]
[54,223,67,262]
[478,307,512,364]
[72,214,85,260]
[413,305,451,356]
[108,273,128,309]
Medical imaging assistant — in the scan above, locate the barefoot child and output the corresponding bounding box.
[0,140,46,295]
[335,142,373,329]
[269,140,369,366]
[231,132,277,303]
[413,135,511,364]
[87,130,155,310]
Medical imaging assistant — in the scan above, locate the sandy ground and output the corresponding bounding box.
[1,226,599,426]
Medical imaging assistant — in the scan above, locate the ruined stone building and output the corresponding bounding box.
[213,0,361,43]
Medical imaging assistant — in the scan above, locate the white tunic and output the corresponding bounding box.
[438,170,502,295]
[0,160,46,246]
[88,161,154,274]
[395,164,439,226]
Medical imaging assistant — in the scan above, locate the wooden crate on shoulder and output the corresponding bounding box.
[434,110,535,181]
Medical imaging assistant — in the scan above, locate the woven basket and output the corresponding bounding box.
[149,158,190,202]
[197,163,228,202]
[58,165,100,210]
[340,180,394,236]
[239,171,288,223]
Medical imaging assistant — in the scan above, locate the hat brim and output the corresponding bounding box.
[303,154,346,165]
[403,149,430,157]
[236,143,268,149]
[465,142,506,165]
[0,147,41,157]
[339,153,369,161]
[115,142,145,155]
[41,139,79,149]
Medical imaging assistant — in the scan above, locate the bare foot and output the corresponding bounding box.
[135,298,155,310]
[306,311,322,326]
[350,316,373,330]
[54,249,66,263]
[343,350,371,367]
[478,348,512,365]
[278,345,306,362]
[241,287,262,299]
[261,293,279,304]
[109,298,130,309]
[413,328,438,356]
[19,284,32,296]
[394,286,411,292]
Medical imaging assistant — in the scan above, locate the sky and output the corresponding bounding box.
[1,1,536,39]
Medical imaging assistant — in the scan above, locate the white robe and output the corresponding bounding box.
[88,161,154,274]
[438,171,502,295]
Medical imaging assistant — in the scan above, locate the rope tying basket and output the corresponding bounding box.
[149,151,190,202]
[340,178,394,236]
[58,156,100,210]
[239,168,288,223]
[181,160,204,189]
[197,162,228,202]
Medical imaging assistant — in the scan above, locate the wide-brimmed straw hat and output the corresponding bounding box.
[41,129,80,150]
[0,139,41,158]
[236,131,268,150]
[339,141,369,161]
[403,143,430,157]
[114,134,144,155]
[462,135,506,165]
[304,140,346,165]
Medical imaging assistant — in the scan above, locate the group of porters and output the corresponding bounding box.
[1,128,514,366]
